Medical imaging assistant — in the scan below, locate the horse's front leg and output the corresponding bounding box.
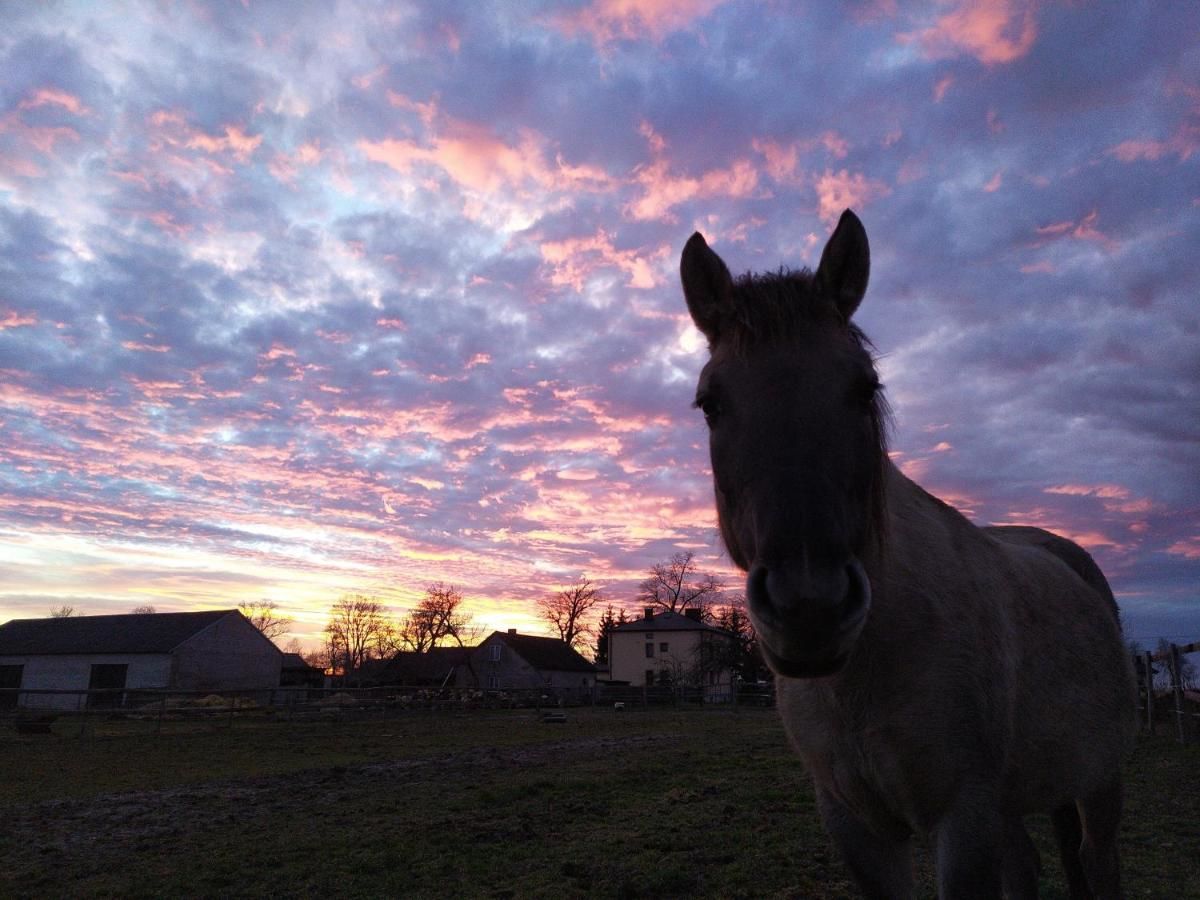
[816,787,913,900]
[934,785,1005,899]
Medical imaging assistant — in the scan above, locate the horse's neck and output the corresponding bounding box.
[872,459,983,572]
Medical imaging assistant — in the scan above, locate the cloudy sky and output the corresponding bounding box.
[1,0,1197,651]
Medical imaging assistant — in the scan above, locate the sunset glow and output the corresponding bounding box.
[1,2,1197,649]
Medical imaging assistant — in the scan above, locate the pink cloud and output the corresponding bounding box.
[1108,123,1199,163]
[548,0,725,46]
[0,310,38,330]
[752,132,848,186]
[359,120,613,199]
[1166,537,1200,560]
[1031,209,1118,252]
[901,0,1038,65]
[933,74,955,103]
[540,229,663,290]
[148,110,262,164]
[19,87,90,116]
[625,156,760,222]
[813,168,892,223]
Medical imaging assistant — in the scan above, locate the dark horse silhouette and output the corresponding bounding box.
[681,210,1136,899]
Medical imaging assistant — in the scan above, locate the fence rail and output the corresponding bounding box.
[0,680,777,740]
[1134,640,1199,745]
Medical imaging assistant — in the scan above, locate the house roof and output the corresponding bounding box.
[489,631,596,673]
[611,609,732,635]
[0,610,249,656]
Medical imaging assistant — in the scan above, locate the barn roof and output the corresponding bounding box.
[489,631,596,673]
[0,610,241,656]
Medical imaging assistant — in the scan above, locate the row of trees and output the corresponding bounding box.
[304,551,763,680]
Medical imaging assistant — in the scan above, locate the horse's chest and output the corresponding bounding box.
[778,684,943,835]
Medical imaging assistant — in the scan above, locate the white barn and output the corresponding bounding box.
[0,609,282,710]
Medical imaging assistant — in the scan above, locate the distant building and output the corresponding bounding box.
[378,646,475,687]
[0,610,282,710]
[469,630,596,701]
[280,652,325,689]
[608,608,738,697]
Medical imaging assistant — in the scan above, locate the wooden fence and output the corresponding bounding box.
[1134,640,1199,745]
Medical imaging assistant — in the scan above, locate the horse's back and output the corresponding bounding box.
[983,524,1120,625]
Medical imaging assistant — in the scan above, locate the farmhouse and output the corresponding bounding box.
[0,609,282,710]
[469,630,596,700]
[608,608,739,697]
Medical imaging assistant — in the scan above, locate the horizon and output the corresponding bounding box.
[2,2,1197,653]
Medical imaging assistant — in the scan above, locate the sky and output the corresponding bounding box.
[0,0,1197,652]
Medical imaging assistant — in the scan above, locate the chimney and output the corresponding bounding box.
[508,628,517,634]
[684,608,702,622]
[644,607,654,621]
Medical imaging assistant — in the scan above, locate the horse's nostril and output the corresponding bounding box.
[747,565,770,607]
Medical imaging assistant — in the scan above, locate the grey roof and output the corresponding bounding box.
[611,610,732,635]
[0,610,241,656]
[489,631,596,673]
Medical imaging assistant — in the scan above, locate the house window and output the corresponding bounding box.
[0,664,22,709]
[659,642,668,653]
[489,644,501,662]
[645,669,655,685]
[645,643,654,658]
[488,674,499,689]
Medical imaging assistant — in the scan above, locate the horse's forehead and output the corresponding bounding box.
[704,328,867,383]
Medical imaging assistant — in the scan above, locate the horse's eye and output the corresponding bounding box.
[854,378,881,408]
[694,394,721,425]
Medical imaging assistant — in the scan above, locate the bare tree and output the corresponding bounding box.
[394,583,479,652]
[48,605,77,618]
[130,605,157,614]
[638,551,723,616]
[538,577,602,652]
[324,594,391,675]
[238,600,293,640]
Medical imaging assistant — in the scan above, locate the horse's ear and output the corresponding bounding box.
[681,232,733,343]
[815,209,870,322]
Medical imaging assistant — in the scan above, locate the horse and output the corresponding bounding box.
[680,210,1137,899]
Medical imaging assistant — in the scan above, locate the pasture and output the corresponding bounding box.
[1,708,1196,898]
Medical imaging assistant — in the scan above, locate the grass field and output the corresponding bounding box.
[1,708,1196,898]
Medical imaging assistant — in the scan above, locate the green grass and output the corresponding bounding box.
[0,709,1195,898]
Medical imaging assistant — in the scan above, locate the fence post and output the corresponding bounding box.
[1143,650,1155,733]
[1169,643,1188,744]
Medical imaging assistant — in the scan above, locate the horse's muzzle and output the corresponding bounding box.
[746,558,871,678]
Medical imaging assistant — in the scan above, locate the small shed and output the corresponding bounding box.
[0,609,283,710]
